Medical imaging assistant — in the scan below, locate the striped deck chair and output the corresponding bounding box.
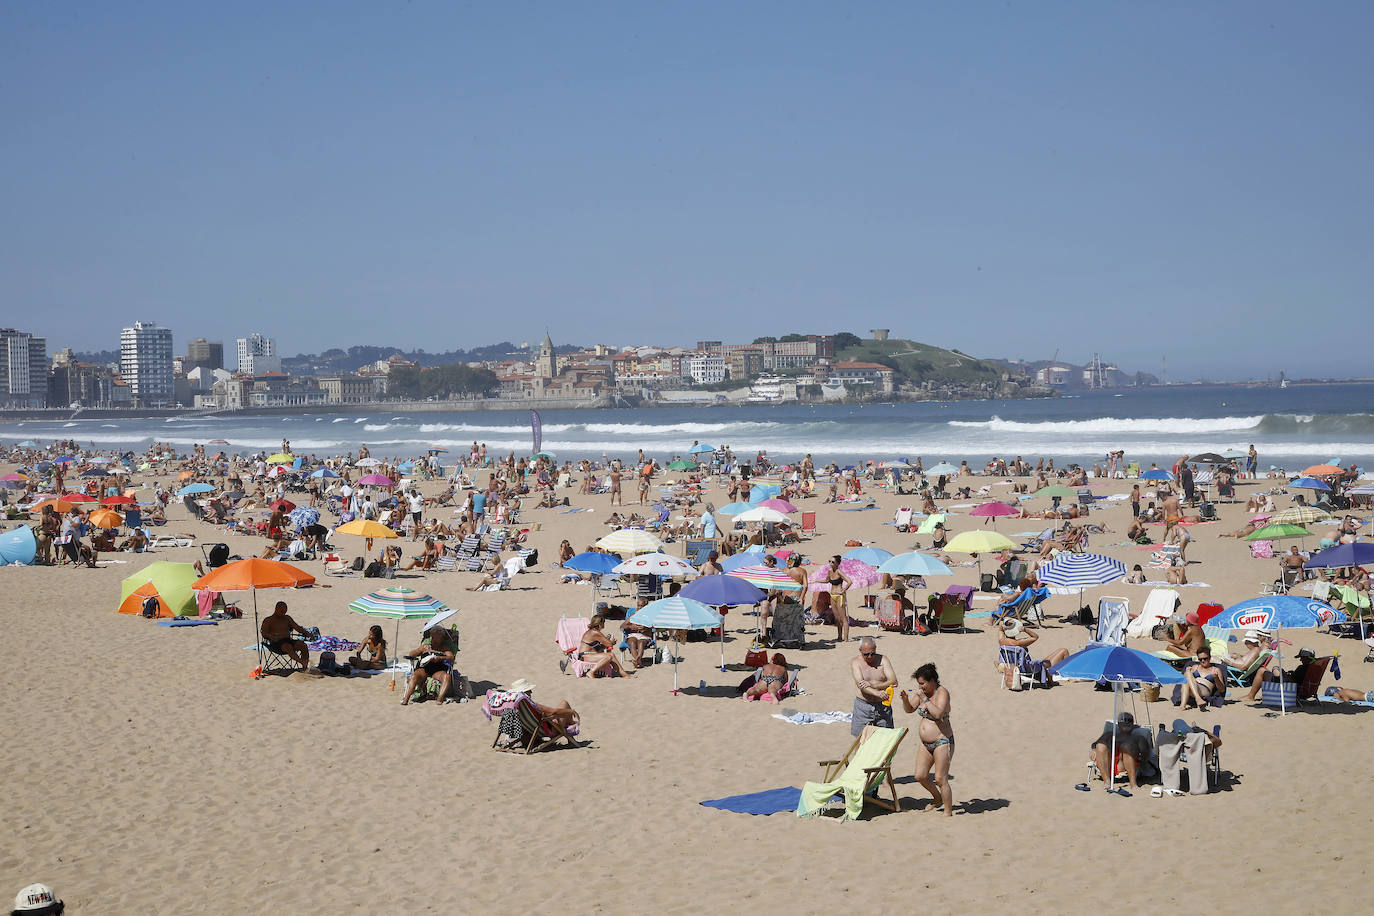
[453,535,480,560]
[434,554,457,572]
[491,694,581,754]
[483,529,508,561]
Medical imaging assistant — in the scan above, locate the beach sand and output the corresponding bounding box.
[2,466,1369,913]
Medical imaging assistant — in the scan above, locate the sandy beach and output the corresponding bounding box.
[2,462,1370,914]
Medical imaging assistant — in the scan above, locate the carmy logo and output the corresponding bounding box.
[1236,610,1271,629]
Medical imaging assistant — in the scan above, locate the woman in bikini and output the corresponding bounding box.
[743,653,789,702]
[823,555,855,643]
[349,625,388,671]
[899,662,955,816]
[578,614,635,678]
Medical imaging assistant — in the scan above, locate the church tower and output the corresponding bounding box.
[537,331,557,379]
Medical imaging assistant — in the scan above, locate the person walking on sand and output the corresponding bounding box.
[899,662,955,816]
[609,466,623,507]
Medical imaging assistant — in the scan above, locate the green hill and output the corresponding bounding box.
[835,338,1003,384]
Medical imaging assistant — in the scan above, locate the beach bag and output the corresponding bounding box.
[980,573,997,593]
[1250,540,1274,559]
[318,651,337,674]
[524,549,539,567]
[1077,605,1095,627]
[745,647,768,668]
[1142,683,1161,702]
[364,560,384,578]
[351,556,366,571]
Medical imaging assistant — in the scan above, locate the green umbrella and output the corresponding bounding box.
[1244,524,1312,541]
[666,459,698,471]
[118,561,199,617]
[1032,485,1078,501]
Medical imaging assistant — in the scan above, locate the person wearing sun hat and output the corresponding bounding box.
[998,617,1070,684]
[1162,609,1206,658]
[508,678,580,732]
[1219,630,1266,673]
[12,883,63,915]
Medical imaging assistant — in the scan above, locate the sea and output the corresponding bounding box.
[4,383,1373,471]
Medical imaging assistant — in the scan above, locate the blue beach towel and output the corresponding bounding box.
[700,786,803,815]
[157,619,218,627]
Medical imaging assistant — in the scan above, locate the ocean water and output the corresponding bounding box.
[4,383,1373,471]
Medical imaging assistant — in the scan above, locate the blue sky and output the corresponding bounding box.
[4,2,1371,379]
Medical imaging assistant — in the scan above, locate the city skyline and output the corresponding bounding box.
[5,4,1372,378]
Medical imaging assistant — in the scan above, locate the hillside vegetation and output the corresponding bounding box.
[835,337,1003,384]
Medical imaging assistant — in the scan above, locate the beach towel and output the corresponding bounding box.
[700,787,803,815]
[195,588,218,619]
[797,727,905,821]
[771,710,852,726]
[839,505,877,512]
[307,635,361,653]
[156,619,218,627]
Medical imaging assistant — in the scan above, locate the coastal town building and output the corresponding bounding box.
[236,333,281,376]
[48,350,116,408]
[185,338,225,372]
[826,361,895,396]
[120,321,174,407]
[0,328,48,408]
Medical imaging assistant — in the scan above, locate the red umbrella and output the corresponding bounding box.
[60,492,98,504]
[101,495,137,506]
[269,499,296,512]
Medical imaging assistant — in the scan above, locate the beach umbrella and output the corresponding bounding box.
[310,467,340,480]
[59,493,98,504]
[54,456,77,465]
[1050,644,1186,792]
[732,506,787,525]
[16,440,37,448]
[718,553,764,573]
[192,558,316,676]
[595,529,663,555]
[1038,552,1127,604]
[1302,464,1342,477]
[288,507,321,529]
[1190,453,1228,464]
[269,498,297,513]
[924,462,959,477]
[562,552,621,574]
[613,552,697,578]
[100,495,136,506]
[1244,524,1311,542]
[28,498,75,514]
[1210,596,1347,715]
[718,501,755,515]
[885,460,912,469]
[687,444,715,454]
[336,519,398,540]
[970,501,1019,527]
[267,453,294,464]
[208,439,229,445]
[1032,485,1078,502]
[348,585,454,685]
[807,558,881,591]
[0,526,37,565]
[627,596,723,691]
[80,468,108,477]
[119,561,200,618]
[748,484,781,503]
[0,473,28,482]
[87,508,123,529]
[877,552,954,577]
[666,459,698,471]
[1289,476,1331,491]
[357,474,396,487]
[1303,541,1374,570]
[1139,469,1174,481]
[265,465,289,479]
[843,547,894,567]
[531,450,556,461]
[945,530,1015,577]
[177,482,215,496]
[726,564,804,591]
[758,498,798,514]
[678,574,766,608]
[355,457,382,467]
[1270,506,1330,526]
[34,461,54,472]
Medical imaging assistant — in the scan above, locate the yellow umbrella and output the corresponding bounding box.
[267,453,294,464]
[944,530,1015,553]
[336,519,398,539]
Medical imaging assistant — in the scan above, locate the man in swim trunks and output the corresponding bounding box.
[260,600,312,670]
[849,637,896,736]
[1091,712,1146,791]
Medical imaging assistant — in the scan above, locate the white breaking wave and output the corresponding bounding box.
[949,415,1267,435]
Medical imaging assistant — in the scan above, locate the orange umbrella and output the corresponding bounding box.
[29,498,74,514]
[117,582,172,618]
[1303,464,1342,477]
[88,508,123,529]
[192,558,317,677]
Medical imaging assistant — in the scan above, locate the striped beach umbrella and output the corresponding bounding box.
[1270,506,1330,526]
[348,586,455,685]
[726,564,804,590]
[595,529,663,555]
[1038,553,1127,588]
[627,596,724,690]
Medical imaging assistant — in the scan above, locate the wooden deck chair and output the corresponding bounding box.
[492,696,581,754]
[796,727,908,820]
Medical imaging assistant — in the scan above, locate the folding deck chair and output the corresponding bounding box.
[796,727,907,820]
[800,511,817,538]
[1092,596,1130,646]
[490,694,581,754]
[556,616,597,677]
[997,645,1049,689]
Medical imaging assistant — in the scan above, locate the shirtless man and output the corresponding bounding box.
[260,601,312,670]
[1162,491,1182,531]
[1163,611,1206,657]
[699,551,723,575]
[848,637,897,737]
[609,467,623,507]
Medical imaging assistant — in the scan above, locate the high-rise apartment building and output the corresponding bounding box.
[0,328,48,408]
[120,321,174,406]
[186,337,224,371]
[236,333,281,375]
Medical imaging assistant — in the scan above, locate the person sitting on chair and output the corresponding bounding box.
[1177,648,1226,708]
[1163,611,1206,656]
[348,625,388,671]
[1246,647,1317,702]
[401,622,458,705]
[260,600,312,670]
[578,614,636,678]
[403,537,440,571]
[998,618,1069,682]
[744,652,790,702]
[1089,712,1146,792]
[620,597,655,668]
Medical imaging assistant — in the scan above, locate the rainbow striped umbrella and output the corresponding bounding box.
[726,564,804,590]
[348,586,456,684]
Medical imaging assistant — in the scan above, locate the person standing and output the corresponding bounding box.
[1246,444,1258,479]
[609,466,623,507]
[848,637,896,737]
[1130,484,1141,518]
[899,662,955,815]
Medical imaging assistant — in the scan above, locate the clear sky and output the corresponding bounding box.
[4,2,1371,379]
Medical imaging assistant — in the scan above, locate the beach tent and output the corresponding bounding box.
[118,561,199,618]
[0,525,37,565]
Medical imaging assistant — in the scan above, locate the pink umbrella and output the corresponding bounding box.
[970,500,1019,527]
[1250,514,1272,524]
[357,474,396,487]
[758,498,798,514]
[807,558,881,591]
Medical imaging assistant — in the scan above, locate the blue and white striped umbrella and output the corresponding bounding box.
[1038,552,1127,589]
[628,596,725,691]
[288,507,321,529]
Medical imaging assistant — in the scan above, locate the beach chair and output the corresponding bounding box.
[490,694,580,755]
[322,553,357,577]
[1225,649,1273,687]
[684,538,715,565]
[1259,679,1299,711]
[482,529,508,561]
[555,616,597,677]
[998,645,1049,689]
[796,727,908,820]
[1124,588,1181,639]
[434,553,457,572]
[148,533,195,549]
[875,597,907,634]
[992,588,1046,626]
[1298,656,1334,702]
[1092,597,1130,646]
[452,534,480,560]
[1156,719,1222,793]
[930,593,968,633]
[892,507,913,531]
[800,511,817,538]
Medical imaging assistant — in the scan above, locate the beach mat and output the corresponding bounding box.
[157,618,218,627]
[700,786,802,815]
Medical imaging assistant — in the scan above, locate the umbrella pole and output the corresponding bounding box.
[253,590,263,675]
[720,618,725,671]
[672,636,681,695]
[1108,682,1119,793]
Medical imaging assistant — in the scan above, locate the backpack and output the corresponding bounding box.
[351,556,366,571]
[364,560,384,578]
[1077,605,1096,627]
